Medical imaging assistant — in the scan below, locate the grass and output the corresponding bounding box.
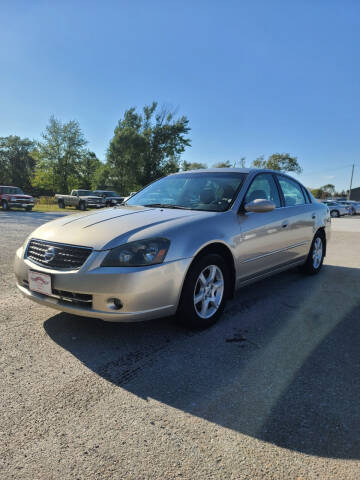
[32,203,77,212]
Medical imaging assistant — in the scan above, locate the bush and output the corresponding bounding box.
[36,196,57,205]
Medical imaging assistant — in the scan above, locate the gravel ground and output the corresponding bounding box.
[1,211,360,480]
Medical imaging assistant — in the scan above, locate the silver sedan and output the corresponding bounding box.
[337,201,360,215]
[14,169,330,328]
[322,201,350,217]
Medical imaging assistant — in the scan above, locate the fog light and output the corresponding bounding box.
[107,298,123,310]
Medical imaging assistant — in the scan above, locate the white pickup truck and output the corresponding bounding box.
[55,190,104,210]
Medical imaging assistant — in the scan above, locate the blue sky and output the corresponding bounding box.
[1,0,359,191]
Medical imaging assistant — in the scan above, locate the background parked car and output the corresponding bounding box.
[93,190,125,207]
[0,186,35,211]
[55,190,103,210]
[336,200,360,215]
[322,200,350,217]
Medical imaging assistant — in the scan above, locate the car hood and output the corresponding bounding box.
[30,205,213,250]
[10,194,32,199]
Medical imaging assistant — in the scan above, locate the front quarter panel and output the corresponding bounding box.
[162,210,239,265]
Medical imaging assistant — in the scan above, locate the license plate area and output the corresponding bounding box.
[28,270,52,296]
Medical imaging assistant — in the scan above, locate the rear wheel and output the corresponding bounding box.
[301,231,325,275]
[330,209,339,218]
[1,200,9,211]
[79,201,86,211]
[58,200,65,209]
[177,253,229,328]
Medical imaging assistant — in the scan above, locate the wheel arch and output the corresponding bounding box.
[315,227,327,257]
[182,241,236,299]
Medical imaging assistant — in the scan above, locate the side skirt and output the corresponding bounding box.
[235,257,307,290]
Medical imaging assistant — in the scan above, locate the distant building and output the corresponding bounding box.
[350,187,360,201]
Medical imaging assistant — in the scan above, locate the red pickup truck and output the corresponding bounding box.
[0,186,35,211]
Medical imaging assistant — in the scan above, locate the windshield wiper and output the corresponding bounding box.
[143,203,189,210]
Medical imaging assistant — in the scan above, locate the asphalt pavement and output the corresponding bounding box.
[1,211,360,479]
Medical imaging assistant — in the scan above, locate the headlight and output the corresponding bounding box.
[101,238,170,267]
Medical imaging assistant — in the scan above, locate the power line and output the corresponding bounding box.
[300,164,356,176]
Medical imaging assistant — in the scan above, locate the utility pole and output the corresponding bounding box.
[348,164,355,200]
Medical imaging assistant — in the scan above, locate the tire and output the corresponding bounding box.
[351,208,356,216]
[25,206,33,211]
[1,200,9,211]
[176,253,230,329]
[79,201,86,211]
[58,200,65,209]
[330,210,339,218]
[301,231,325,275]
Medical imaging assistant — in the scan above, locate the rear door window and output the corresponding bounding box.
[277,176,306,206]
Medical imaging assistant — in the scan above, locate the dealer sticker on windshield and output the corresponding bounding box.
[28,270,52,296]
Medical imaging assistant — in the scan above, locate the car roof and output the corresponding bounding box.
[171,167,300,175]
[170,168,308,185]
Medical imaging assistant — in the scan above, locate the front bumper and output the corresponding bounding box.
[9,201,34,208]
[87,203,104,208]
[14,246,191,322]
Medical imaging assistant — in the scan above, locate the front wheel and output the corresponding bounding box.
[330,210,339,218]
[79,201,86,211]
[1,200,9,211]
[301,232,325,275]
[177,253,229,328]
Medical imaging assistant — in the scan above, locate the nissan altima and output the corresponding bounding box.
[14,169,330,328]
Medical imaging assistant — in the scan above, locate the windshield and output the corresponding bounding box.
[126,172,246,212]
[7,187,24,194]
[78,190,95,196]
[103,191,119,197]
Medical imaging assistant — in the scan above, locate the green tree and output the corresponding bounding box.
[252,153,302,174]
[107,102,191,194]
[309,188,324,199]
[0,136,36,190]
[33,116,88,194]
[320,184,335,197]
[91,163,112,190]
[238,157,246,168]
[182,161,207,170]
[212,160,232,168]
[77,151,101,189]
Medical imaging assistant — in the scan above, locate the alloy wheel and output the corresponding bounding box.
[312,237,323,269]
[193,265,224,319]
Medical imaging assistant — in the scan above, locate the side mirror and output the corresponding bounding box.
[244,199,275,213]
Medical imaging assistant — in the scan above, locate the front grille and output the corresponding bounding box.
[53,289,93,308]
[26,239,92,270]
